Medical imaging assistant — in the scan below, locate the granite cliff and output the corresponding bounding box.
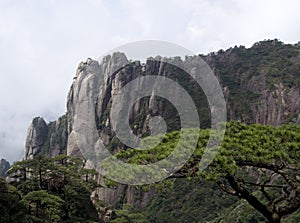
[0,159,10,178]
[22,40,300,211]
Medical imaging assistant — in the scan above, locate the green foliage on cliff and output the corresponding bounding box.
[112,122,300,223]
[205,39,300,123]
[210,39,300,88]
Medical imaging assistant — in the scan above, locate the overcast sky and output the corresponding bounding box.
[1,0,300,163]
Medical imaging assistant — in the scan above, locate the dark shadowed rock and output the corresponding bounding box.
[0,159,10,178]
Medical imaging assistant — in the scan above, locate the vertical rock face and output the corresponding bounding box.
[47,115,68,158]
[23,41,300,209]
[24,117,48,160]
[253,84,300,125]
[0,159,10,178]
[224,78,300,125]
[66,53,129,157]
[24,116,67,160]
[65,53,163,208]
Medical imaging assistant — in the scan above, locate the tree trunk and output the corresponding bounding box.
[225,174,282,223]
[269,213,281,223]
[39,168,42,189]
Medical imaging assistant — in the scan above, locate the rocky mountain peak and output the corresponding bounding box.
[22,42,300,209]
[24,117,48,160]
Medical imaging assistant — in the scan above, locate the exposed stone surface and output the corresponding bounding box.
[92,182,156,209]
[253,84,300,125]
[24,116,67,160]
[24,117,48,160]
[23,46,300,209]
[0,159,10,178]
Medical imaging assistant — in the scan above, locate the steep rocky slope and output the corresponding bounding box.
[24,116,67,159]
[0,159,10,178]
[23,40,300,211]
